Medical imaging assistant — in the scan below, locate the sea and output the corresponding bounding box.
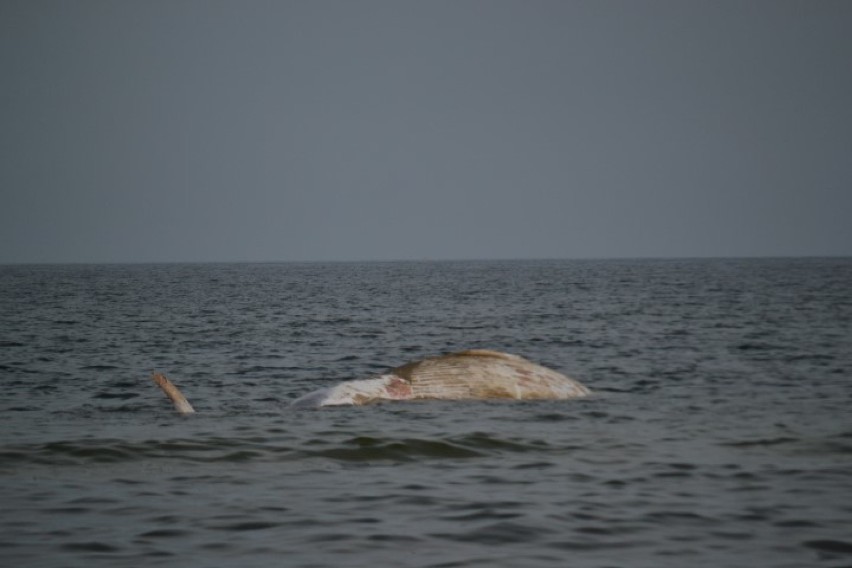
[1,258,850,568]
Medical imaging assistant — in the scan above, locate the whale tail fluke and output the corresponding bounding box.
[152,373,195,415]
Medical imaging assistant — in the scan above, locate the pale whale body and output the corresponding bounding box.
[152,350,590,413]
[291,349,590,408]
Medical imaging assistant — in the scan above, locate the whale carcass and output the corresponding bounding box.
[153,350,590,413]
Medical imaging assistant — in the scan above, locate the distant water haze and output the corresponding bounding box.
[2,1,851,263]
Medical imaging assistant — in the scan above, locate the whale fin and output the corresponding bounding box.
[152,373,195,415]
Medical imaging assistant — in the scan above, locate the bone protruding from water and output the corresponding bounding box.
[152,373,195,414]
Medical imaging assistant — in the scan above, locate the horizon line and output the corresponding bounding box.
[2,253,850,267]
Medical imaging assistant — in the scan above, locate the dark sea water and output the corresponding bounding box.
[1,258,851,568]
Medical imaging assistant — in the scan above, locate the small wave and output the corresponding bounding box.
[2,431,559,468]
[720,437,798,448]
[53,335,88,343]
[784,353,836,363]
[431,521,548,545]
[211,521,281,532]
[802,539,852,554]
[734,342,784,351]
[92,392,139,400]
[61,542,121,553]
[774,519,821,528]
[139,529,191,538]
[235,365,291,375]
[306,436,485,462]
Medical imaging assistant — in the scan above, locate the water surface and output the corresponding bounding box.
[1,258,850,567]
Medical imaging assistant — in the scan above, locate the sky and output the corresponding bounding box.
[2,0,851,263]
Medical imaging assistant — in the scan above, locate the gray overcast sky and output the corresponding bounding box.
[2,0,850,263]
